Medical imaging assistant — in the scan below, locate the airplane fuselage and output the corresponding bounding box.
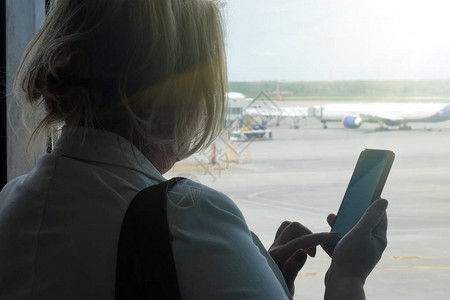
[315,103,450,128]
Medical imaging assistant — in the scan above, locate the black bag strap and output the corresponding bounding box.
[115,177,184,300]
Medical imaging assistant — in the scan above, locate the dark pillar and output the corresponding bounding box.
[1,0,6,188]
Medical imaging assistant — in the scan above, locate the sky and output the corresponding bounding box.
[224,0,450,81]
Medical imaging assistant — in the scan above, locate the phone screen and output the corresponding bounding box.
[329,149,394,246]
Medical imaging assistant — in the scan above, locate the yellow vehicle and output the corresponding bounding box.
[229,124,272,141]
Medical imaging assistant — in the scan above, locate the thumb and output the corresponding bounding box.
[354,199,388,234]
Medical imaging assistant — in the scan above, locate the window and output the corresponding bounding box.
[171,1,450,299]
[231,107,242,115]
[4,1,449,299]
[4,0,46,184]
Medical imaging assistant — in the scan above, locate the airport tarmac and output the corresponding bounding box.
[169,117,450,299]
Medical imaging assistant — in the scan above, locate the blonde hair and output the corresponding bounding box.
[16,0,227,162]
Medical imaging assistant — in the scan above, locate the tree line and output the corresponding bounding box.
[229,80,450,99]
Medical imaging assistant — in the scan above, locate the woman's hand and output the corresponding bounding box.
[269,221,338,296]
[324,199,388,299]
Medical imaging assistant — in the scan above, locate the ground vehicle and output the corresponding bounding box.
[229,124,272,141]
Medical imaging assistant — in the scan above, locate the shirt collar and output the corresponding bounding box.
[52,127,166,183]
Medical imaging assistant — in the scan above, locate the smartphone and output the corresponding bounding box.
[328,149,395,247]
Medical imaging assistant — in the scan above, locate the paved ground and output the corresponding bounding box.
[169,116,450,299]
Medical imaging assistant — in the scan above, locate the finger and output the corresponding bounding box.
[277,221,313,244]
[274,221,291,241]
[373,211,388,248]
[354,199,388,234]
[285,221,313,235]
[307,247,316,258]
[374,210,387,235]
[282,232,338,256]
[327,214,336,228]
[282,249,307,294]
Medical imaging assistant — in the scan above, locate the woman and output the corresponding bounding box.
[0,0,388,299]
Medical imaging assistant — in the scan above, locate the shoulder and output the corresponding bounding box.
[165,178,292,300]
[0,153,56,209]
[0,175,28,211]
[167,178,245,221]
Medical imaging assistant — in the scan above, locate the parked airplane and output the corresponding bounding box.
[313,102,450,129]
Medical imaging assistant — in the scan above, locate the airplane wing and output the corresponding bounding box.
[359,112,403,122]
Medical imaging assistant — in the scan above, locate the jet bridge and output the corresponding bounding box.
[244,92,309,128]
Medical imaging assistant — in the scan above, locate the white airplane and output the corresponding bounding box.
[313,102,450,129]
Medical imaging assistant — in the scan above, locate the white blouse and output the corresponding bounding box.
[0,127,291,299]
